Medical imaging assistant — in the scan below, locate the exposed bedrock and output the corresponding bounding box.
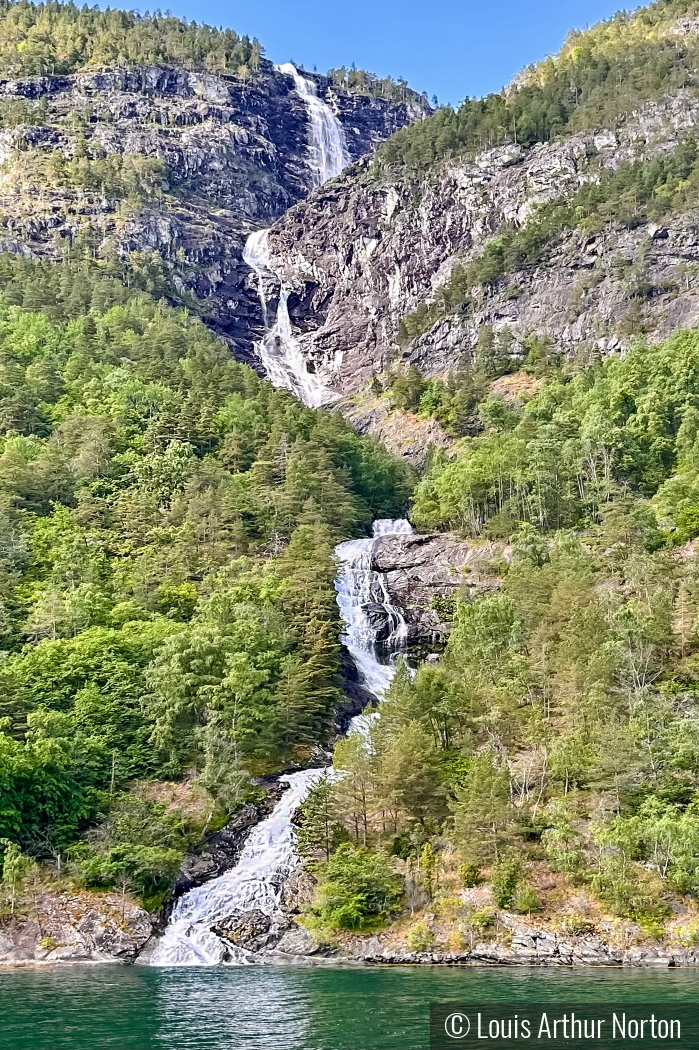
[261,90,699,417]
[0,62,428,365]
[369,531,508,643]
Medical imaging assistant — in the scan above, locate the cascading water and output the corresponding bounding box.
[242,230,335,408]
[277,63,348,186]
[150,769,323,966]
[243,63,348,408]
[334,519,415,725]
[151,521,414,966]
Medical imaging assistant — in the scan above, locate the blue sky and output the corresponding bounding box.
[153,0,629,105]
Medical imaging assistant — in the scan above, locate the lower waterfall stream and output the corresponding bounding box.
[151,519,413,966]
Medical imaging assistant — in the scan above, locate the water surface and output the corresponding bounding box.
[1,963,698,1050]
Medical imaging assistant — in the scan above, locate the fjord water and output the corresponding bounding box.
[2,965,698,1050]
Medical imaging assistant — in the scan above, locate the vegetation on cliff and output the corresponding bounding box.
[378,0,699,173]
[398,131,699,344]
[0,251,411,906]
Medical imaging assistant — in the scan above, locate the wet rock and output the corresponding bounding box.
[281,866,317,914]
[335,644,377,732]
[362,602,392,639]
[172,782,289,901]
[370,532,509,641]
[213,909,285,952]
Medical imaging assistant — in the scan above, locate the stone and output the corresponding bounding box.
[170,782,289,902]
[255,89,699,453]
[274,925,318,956]
[370,532,508,641]
[213,909,285,952]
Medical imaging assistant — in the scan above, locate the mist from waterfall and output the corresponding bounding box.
[243,64,348,408]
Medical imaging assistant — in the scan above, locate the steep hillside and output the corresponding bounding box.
[0,2,429,369]
[252,0,699,456]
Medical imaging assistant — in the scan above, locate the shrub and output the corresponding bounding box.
[468,906,497,935]
[435,895,463,920]
[315,843,403,931]
[491,853,524,908]
[512,883,541,914]
[406,919,434,952]
[591,860,672,924]
[673,922,699,947]
[459,862,481,888]
[559,913,595,937]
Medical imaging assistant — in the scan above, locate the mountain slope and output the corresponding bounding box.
[249,1,699,458]
[0,2,429,369]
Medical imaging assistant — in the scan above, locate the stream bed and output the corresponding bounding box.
[2,964,698,1049]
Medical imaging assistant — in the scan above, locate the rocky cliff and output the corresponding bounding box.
[371,531,507,642]
[258,87,699,435]
[0,61,428,363]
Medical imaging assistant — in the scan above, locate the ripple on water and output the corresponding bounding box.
[1,964,699,1050]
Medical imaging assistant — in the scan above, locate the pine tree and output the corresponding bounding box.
[296,773,344,861]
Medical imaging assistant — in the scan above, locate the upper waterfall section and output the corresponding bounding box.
[0,61,429,372]
[241,65,351,408]
[277,63,349,187]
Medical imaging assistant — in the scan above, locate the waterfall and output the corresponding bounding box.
[242,230,336,408]
[151,524,413,966]
[277,63,348,186]
[150,769,323,966]
[334,519,414,719]
[243,63,348,408]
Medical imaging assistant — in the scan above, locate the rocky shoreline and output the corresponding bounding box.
[269,921,699,969]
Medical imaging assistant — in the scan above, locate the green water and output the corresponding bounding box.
[0,964,697,1050]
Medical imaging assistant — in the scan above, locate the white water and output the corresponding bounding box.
[151,769,323,966]
[277,62,348,186]
[243,63,348,408]
[334,519,414,710]
[152,521,414,966]
[242,229,334,408]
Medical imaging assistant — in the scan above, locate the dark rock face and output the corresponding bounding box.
[336,644,377,732]
[260,90,699,441]
[0,61,428,365]
[362,601,393,639]
[171,781,289,904]
[370,532,509,641]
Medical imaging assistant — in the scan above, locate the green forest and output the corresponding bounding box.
[0,251,411,906]
[0,0,262,77]
[3,0,699,959]
[0,0,422,104]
